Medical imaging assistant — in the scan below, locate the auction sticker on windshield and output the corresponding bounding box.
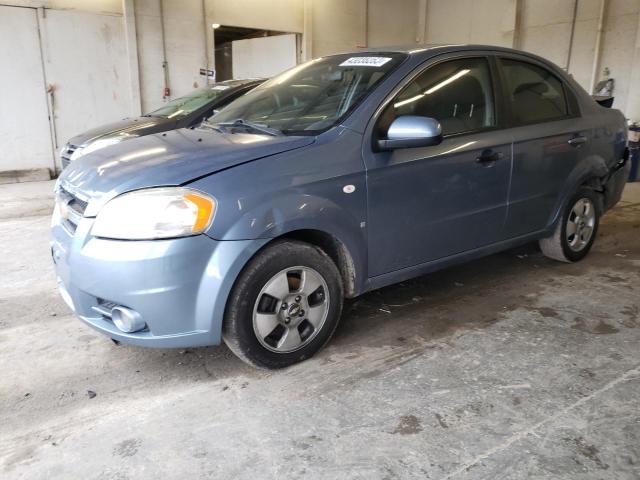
[340,57,392,67]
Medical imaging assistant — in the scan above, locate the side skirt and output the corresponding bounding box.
[363,229,550,293]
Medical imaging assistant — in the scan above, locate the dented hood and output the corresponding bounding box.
[59,127,315,215]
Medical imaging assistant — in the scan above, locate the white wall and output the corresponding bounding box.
[425,0,517,47]
[367,0,421,47]
[205,0,304,33]
[4,0,640,177]
[135,0,166,113]
[41,9,131,146]
[232,34,298,78]
[421,0,640,120]
[597,0,640,116]
[0,6,54,173]
[311,0,366,57]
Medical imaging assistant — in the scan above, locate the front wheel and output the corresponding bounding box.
[223,240,343,368]
[539,187,601,263]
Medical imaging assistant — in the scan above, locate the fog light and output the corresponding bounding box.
[111,306,145,333]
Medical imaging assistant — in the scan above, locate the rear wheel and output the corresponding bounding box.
[223,240,343,368]
[539,187,600,262]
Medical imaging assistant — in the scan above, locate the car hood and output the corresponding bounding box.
[59,128,315,216]
[68,116,173,146]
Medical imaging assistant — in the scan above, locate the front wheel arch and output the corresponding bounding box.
[251,229,360,298]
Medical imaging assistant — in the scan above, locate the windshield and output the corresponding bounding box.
[210,53,406,135]
[146,83,240,119]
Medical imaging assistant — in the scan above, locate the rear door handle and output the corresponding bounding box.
[475,150,504,164]
[568,136,588,147]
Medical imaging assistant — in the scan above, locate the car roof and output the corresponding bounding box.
[214,78,265,88]
[328,44,550,61]
[323,44,566,74]
[336,43,526,55]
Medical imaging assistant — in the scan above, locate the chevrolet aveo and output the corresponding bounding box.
[52,45,630,368]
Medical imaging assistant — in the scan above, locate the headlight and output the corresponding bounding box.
[92,188,216,240]
[70,137,126,161]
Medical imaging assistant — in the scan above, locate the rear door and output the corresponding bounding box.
[497,56,590,237]
[363,54,512,277]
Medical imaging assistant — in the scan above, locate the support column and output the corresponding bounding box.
[589,0,607,94]
[624,11,640,122]
[302,0,313,61]
[512,0,523,49]
[122,0,141,115]
[416,0,427,44]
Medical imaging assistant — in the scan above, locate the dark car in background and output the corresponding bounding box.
[52,46,630,368]
[59,79,263,169]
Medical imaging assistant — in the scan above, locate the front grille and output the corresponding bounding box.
[59,186,87,215]
[57,186,88,234]
[60,144,78,170]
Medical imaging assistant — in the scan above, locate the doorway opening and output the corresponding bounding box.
[213,26,299,81]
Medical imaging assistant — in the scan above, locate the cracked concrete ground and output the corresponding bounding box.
[0,180,639,479]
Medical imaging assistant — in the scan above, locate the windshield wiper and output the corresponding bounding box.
[199,120,226,133]
[215,119,283,136]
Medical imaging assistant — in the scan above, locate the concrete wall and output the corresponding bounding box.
[367,0,421,46]
[597,0,640,118]
[425,0,517,47]
[422,0,640,120]
[517,0,640,116]
[4,0,640,177]
[311,0,366,57]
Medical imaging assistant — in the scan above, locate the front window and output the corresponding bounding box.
[146,82,242,119]
[378,57,496,137]
[210,53,407,135]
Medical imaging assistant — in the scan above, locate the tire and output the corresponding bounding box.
[539,187,601,263]
[222,240,343,369]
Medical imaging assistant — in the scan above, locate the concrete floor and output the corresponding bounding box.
[1,180,639,480]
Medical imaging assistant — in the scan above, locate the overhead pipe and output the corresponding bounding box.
[35,7,60,174]
[565,0,579,71]
[201,0,211,83]
[363,0,369,48]
[159,0,170,98]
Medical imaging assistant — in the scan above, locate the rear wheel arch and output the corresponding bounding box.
[580,177,605,211]
[549,157,608,229]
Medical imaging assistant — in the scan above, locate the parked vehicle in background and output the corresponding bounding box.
[51,45,630,369]
[58,79,263,169]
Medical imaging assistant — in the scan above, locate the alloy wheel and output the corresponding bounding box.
[566,197,596,252]
[252,266,330,353]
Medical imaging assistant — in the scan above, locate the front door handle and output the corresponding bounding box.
[568,135,588,147]
[475,150,503,164]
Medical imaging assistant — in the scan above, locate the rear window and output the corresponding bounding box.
[499,58,568,125]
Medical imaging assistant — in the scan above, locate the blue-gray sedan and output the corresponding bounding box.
[51,45,630,368]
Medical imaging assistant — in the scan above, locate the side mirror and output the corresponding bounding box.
[377,115,443,151]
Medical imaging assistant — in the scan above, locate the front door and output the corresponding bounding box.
[364,56,511,277]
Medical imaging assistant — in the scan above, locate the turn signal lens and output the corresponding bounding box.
[185,193,215,232]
